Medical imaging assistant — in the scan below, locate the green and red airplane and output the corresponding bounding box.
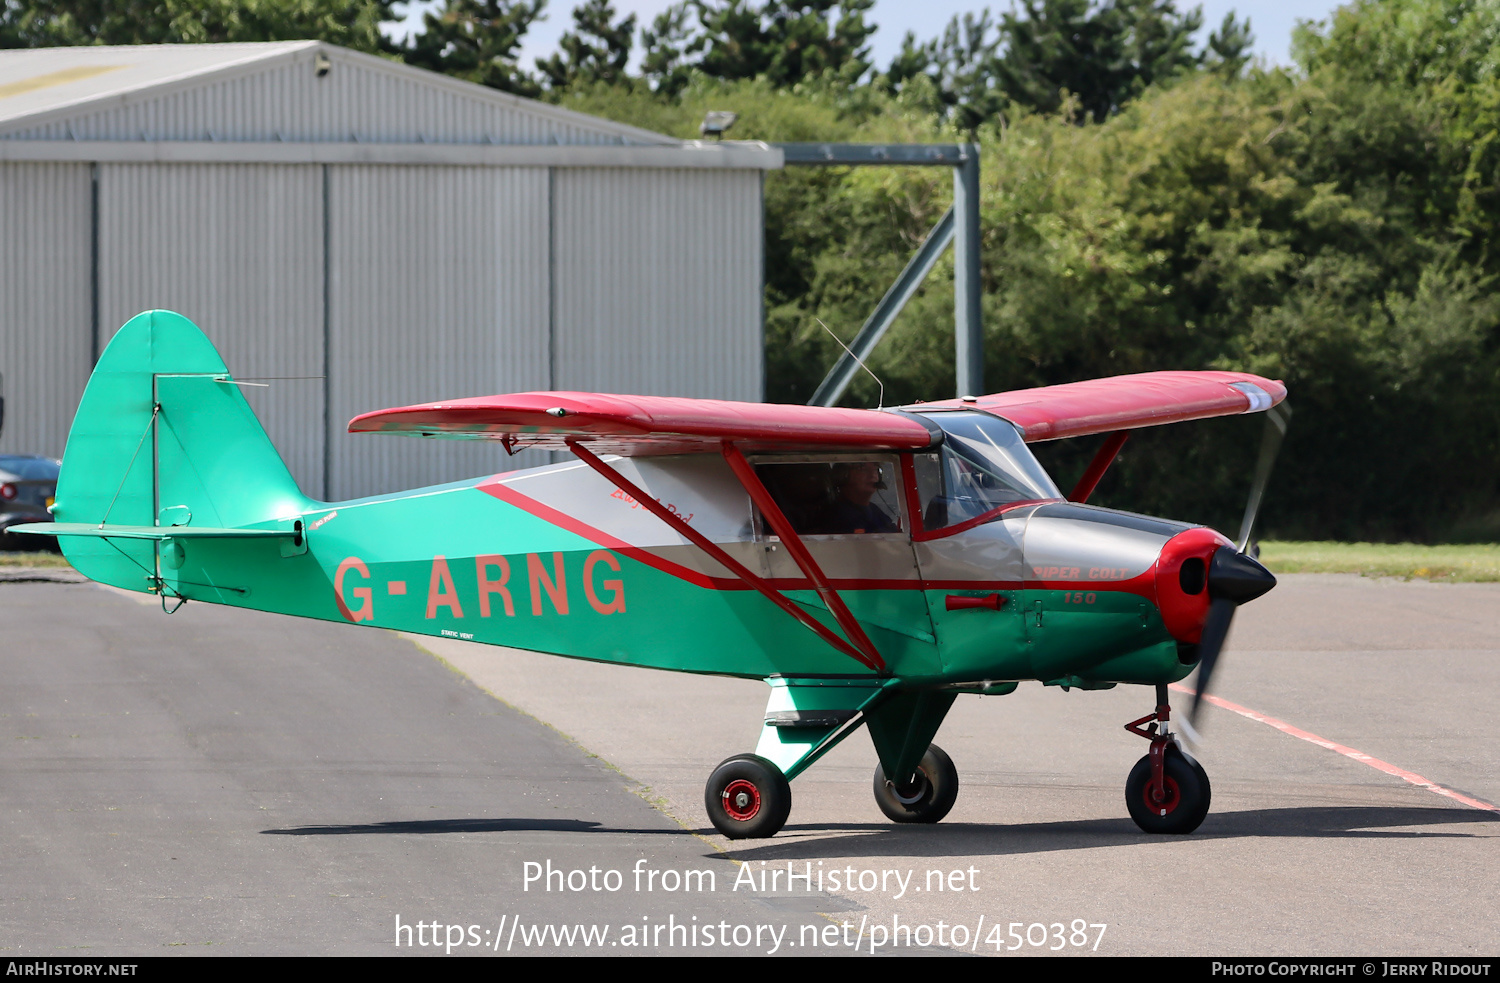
[19,310,1287,839]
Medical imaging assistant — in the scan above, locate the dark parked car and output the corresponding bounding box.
[0,454,60,551]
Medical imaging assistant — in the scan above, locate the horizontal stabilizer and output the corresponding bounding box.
[11,523,296,541]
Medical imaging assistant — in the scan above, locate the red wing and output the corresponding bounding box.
[913,371,1286,441]
[346,391,935,455]
[347,371,1285,454]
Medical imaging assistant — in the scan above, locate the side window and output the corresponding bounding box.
[754,460,903,535]
[913,452,948,529]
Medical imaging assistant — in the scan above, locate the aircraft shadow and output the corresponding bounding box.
[261,817,692,836]
[258,803,1491,847]
[698,804,1497,862]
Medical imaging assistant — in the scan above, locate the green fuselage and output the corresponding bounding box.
[100,473,1190,691]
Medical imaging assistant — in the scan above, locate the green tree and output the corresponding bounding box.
[537,0,635,90]
[1203,11,1253,75]
[1293,0,1500,87]
[0,0,394,50]
[639,2,698,96]
[882,11,1006,134]
[882,1,1249,132]
[995,0,1204,122]
[637,0,875,90]
[403,0,546,97]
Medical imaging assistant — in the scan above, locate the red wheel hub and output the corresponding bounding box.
[722,779,761,821]
[1144,775,1181,816]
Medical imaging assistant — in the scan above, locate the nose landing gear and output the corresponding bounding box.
[1123,684,1211,834]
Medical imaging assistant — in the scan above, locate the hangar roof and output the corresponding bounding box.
[0,41,674,148]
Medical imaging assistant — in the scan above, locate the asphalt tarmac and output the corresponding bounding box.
[3,571,1497,956]
[1,577,844,956]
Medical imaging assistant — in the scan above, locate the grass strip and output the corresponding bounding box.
[1258,541,1500,582]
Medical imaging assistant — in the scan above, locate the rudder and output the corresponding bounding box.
[52,311,312,592]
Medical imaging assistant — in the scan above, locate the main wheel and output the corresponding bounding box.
[1125,750,1211,834]
[872,744,959,824]
[704,754,792,839]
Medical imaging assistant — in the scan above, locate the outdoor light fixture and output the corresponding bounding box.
[315,52,331,77]
[700,111,738,139]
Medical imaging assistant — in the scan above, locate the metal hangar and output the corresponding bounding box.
[0,42,781,498]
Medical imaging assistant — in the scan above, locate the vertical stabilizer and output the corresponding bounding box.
[52,311,313,592]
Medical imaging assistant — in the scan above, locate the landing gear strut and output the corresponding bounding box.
[1123,684,1210,834]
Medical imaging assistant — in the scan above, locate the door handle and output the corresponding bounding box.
[944,593,1005,611]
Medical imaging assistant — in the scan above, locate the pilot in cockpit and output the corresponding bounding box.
[815,461,897,534]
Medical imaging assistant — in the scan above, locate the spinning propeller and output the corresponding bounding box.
[1189,402,1291,723]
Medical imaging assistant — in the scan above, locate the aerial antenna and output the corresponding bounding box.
[815,318,884,410]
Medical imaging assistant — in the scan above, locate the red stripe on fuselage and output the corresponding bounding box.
[476,479,739,590]
[476,476,1163,605]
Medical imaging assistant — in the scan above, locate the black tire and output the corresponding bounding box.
[872,744,959,824]
[704,754,791,839]
[1125,750,1211,834]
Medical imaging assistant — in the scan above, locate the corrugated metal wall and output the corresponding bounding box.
[554,168,763,402]
[6,55,659,147]
[96,162,326,496]
[327,165,552,500]
[2,161,765,502]
[0,162,91,459]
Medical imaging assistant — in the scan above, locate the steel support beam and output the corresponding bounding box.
[953,147,983,398]
[775,143,967,166]
[778,143,985,403]
[808,207,955,407]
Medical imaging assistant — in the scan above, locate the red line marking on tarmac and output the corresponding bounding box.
[1169,683,1500,814]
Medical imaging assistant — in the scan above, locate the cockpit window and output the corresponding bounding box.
[754,460,903,535]
[912,410,1062,530]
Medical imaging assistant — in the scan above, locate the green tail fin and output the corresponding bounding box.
[53,311,313,592]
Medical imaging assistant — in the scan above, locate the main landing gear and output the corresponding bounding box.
[705,754,792,839]
[1123,684,1211,834]
[872,744,959,824]
[703,743,962,839]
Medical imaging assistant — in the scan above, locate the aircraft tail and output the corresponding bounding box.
[47,311,313,593]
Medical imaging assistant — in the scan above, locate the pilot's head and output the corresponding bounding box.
[833,461,886,503]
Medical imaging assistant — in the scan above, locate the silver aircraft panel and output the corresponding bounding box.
[913,512,1032,584]
[763,533,923,583]
[1021,503,1191,583]
[495,454,755,551]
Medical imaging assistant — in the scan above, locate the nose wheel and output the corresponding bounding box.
[1125,751,1211,833]
[1123,685,1212,834]
[704,754,791,839]
[873,743,959,824]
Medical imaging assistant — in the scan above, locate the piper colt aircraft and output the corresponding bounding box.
[23,311,1286,839]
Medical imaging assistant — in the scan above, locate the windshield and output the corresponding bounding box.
[912,410,1061,530]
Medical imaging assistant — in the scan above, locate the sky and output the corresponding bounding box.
[385,1,1351,74]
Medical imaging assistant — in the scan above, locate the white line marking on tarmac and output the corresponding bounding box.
[1170,683,1499,814]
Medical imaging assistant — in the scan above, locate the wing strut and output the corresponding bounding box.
[1068,431,1130,504]
[566,440,885,673]
[720,442,886,673]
